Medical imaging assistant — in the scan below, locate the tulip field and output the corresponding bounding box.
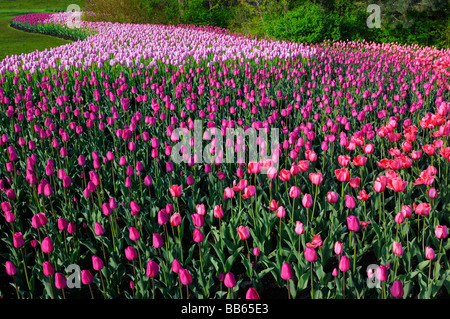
[0,12,449,300]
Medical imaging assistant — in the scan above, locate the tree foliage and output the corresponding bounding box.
[81,0,449,48]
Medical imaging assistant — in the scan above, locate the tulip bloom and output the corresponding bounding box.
[268,199,279,211]
[128,227,140,241]
[276,206,286,218]
[302,193,313,208]
[390,280,404,298]
[54,273,67,290]
[213,205,224,219]
[125,246,138,261]
[237,226,250,240]
[425,247,435,260]
[146,259,159,278]
[327,191,339,203]
[224,272,237,289]
[334,241,344,255]
[278,169,291,182]
[309,172,323,185]
[289,186,301,198]
[246,287,260,299]
[92,255,104,271]
[347,215,360,232]
[304,247,317,262]
[339,255,350,272]
[345,195,356,209]
[170,213,182,226]
[193,228,204,243]
[280,262,293,281]
[435,225,448,239]
[335,168,350,182]
[169,184,183,197]
[196,204,206,216]
[179,268,193,286]
[41,237,54,253]
[393,241,403,256]
[6,261,17,276]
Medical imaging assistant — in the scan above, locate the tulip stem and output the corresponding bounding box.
[88,284,94,299]
[353,234,357,273]
[311,183,318,226]
[422,217,426,252]
[178,278,183,299]
[342,271,346,299]
[109,215,116,251]
[49,275,55,299]
[291,197,295,226]
[428,260,433,287]
[298,235,302,257]
[100,271,106,297]
[287,280,291,299]
[100,236,107,262]
[13,276,20,299]
[152,277,155,299]
[394,255,399,280]
[21,247,32,299]
[158,248,167,285]
[310,262,314,299]
[177,226,184,264]
[279,218,282,250]
[198,243,204,273]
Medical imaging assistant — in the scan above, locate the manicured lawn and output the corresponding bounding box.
[0,1,85,60]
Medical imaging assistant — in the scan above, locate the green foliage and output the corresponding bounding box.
[268,2,327,43]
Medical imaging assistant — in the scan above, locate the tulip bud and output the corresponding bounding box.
[338,255,350,272]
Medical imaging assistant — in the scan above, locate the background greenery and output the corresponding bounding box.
[83,0,449,48]
[0,0,448,62]
[0,0,85,60]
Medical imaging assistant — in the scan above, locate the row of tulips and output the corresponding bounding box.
[0,12,449,299]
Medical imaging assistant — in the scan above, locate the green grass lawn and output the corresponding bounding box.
[0,0,85,61]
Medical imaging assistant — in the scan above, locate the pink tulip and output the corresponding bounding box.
[193,228,204,243]
[43,261,55,277]
[128,227,140,241]
[390,280,404,298]
[339,255,350,272]
[237,225,250,240]
[125,246,138,261]
[146,260,159,278]
[304,247,317,262]
[246,287,260,299]
[280,262,293,280]
[392,241,403,255]
[289,186,301,198]
[435,225,448,239]
[5,261,17,276]
[224,272,237,288]
[41,237,54,253]
[309,172,323,185]
[347,215,360,232]
[327,191,339,204]
[276,206,286,218]
[81,270,94,285]
[170,213,182,226]
[295,221,305,235]
[55,273,67,289]
[179,268,193,285]
[425,247,435,260]
[92,255,104,271]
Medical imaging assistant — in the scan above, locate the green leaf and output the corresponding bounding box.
[224,246,243,273]
[297,272,310,290]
